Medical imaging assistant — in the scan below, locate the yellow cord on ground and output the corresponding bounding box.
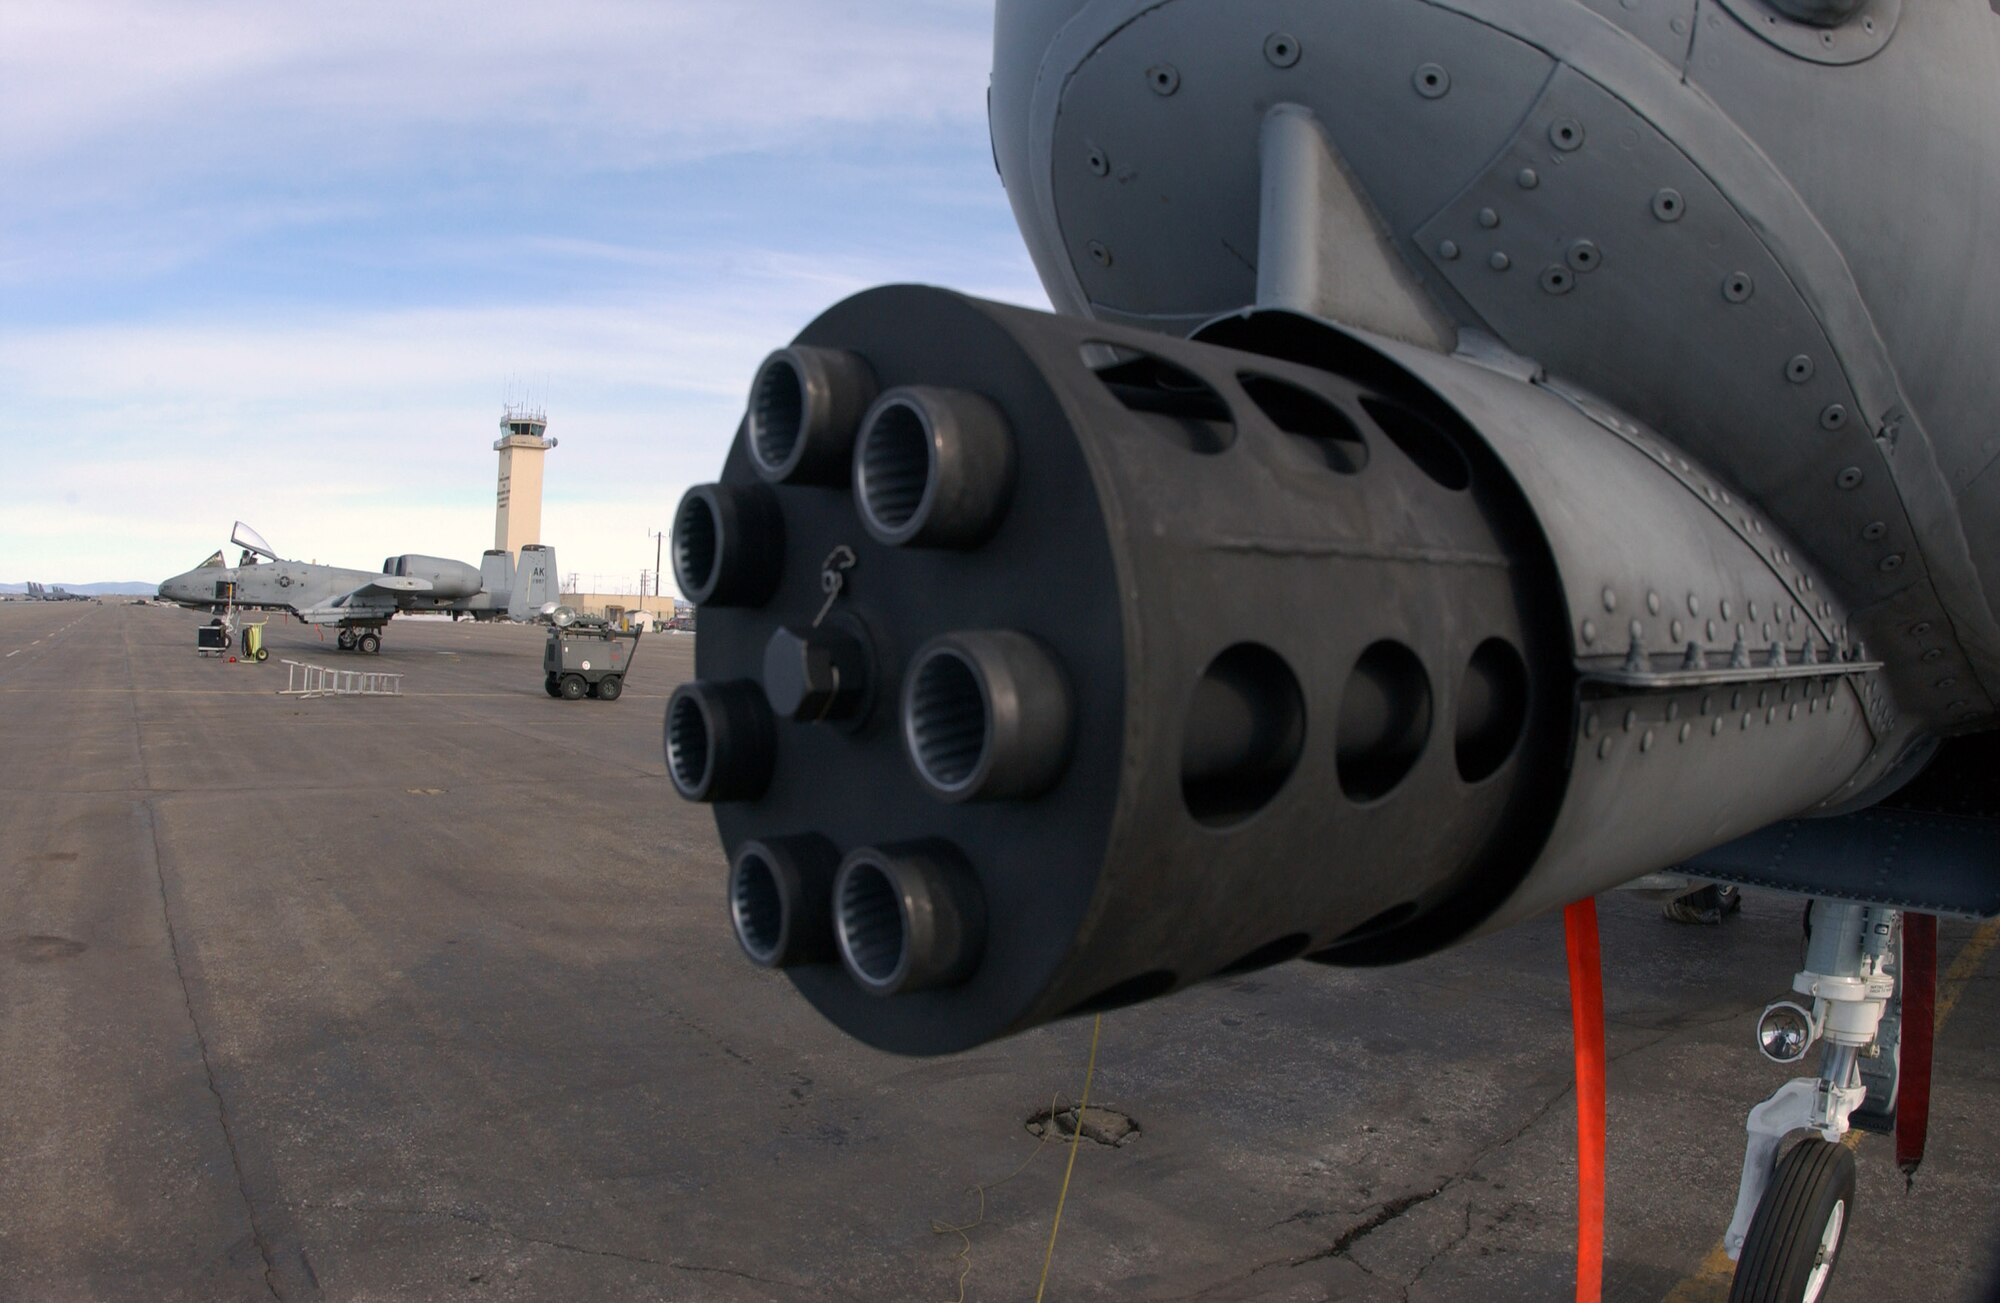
[930,1090,1063,1303]
[1035,1014,1103,1302]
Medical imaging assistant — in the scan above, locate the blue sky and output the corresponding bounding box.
[0,0,1046,588]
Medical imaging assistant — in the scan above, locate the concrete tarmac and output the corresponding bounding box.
[2,601,1994,1301]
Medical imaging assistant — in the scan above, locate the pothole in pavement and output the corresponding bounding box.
[1025,1104,1140,1147]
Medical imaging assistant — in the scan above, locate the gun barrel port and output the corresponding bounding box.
[835,843,987,994]
[747,346,878,485]
[730,835,840,967]
[904,631,1072,801]
[666,680,775,802]
[672,483,784,607]
[854,387,1014,548]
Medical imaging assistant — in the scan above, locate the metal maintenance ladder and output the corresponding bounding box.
[278,660,404,698]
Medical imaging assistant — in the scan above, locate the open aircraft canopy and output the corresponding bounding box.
[230,522,279,562]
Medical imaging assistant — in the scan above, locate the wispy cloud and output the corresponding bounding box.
[2,1,992,174]
[2,1,1049,585]
[2,254,1045,584]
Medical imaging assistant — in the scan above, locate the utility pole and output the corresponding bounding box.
[648,528,666,598]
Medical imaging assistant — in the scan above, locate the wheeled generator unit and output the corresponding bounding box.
[543,622,640,701]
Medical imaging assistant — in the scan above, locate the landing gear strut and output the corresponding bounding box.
[1724,900,1897,1303]
[337,629,356,651]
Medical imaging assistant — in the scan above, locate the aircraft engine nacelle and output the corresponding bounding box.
[384,555,483,600]
[668,286,1894,1055]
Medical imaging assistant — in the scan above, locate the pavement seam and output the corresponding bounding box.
[144,798,284,1300]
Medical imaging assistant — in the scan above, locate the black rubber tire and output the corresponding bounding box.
[596,675,623,701]
[337,631,356,650]
[559,674,587,701]
[255,648,269,662]
[358,633,381,655]
[544,675,562,698]
[1729,1138,1856,1303]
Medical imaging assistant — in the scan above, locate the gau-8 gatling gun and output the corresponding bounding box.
[666,3,2000,1297]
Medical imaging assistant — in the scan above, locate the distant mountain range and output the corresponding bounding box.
[1,582,158,596]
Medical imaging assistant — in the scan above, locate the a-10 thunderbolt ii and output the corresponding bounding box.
[664,2,2000,1298]
[157,522,557,651]
[25,582,91,601]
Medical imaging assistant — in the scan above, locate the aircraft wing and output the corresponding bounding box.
[286,577,434,622]
[329,577,433,607]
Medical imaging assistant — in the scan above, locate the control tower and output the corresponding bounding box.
[493,404,556,557]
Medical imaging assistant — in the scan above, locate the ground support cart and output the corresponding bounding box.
[543,623,640,701]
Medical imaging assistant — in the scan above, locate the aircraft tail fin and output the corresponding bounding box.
[480,549,516,597]
[509,544,558,620]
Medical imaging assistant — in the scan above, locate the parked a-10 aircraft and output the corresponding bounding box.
[663,2,2000,1299]
[24,582,91,602]
[157,523,557,652]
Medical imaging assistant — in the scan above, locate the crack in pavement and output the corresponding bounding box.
[1259,1077,1571,1248]
[126,620,284,1298]
[664,1005,759,1069]
[1228,1019,1704,1299]
[1288,1184,1450,1269]
[1400,1200,1475,1301]
[145,799,282,1301]
[297,1202,804,1288]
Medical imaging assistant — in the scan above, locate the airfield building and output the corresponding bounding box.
[493,404,555,558]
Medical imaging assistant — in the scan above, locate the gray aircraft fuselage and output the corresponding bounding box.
[158,535,557,634]
[160,559,416,628]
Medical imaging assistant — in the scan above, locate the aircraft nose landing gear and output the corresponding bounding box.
[1724,900,1899,1303]
[1732,1138,1855,1303]
[337,629,356,651]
